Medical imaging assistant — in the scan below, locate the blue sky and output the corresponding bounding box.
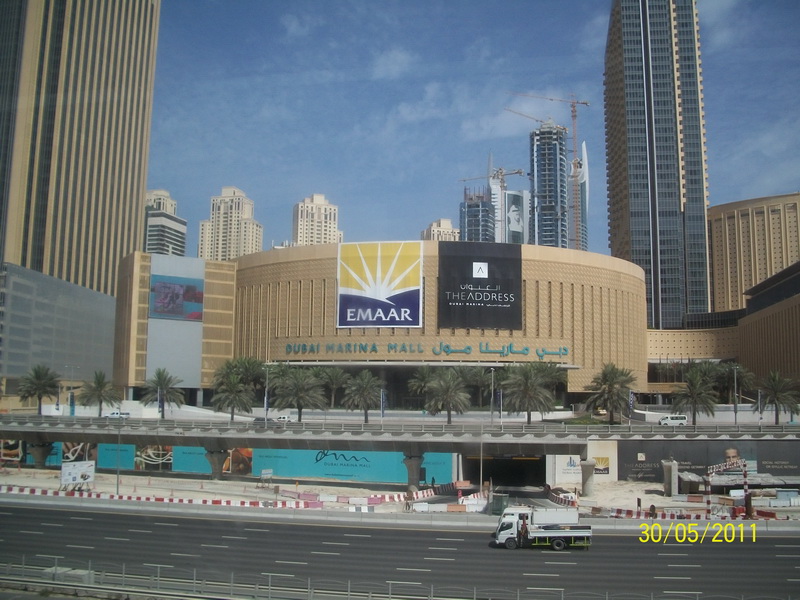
[147,0,800,256]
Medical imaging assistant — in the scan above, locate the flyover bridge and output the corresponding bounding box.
[1,416,797,487]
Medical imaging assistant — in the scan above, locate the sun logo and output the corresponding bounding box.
[337,242,422,327]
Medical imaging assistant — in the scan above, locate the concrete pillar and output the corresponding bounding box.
[662,459,679,497]
[28,443,54,468]
[204,450,228,480]
[403,453,424,493]
[580,459,596,497]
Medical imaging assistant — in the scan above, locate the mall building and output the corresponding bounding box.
[113,240,800,405]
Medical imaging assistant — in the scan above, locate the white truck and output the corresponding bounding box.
[493,505,592,551]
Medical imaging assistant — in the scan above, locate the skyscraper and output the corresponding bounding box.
[292,193,343,246]
[421,218,459,242]
[531,122,570,248]
[145,190,187,256]
[459,188,495,243]
[604,0,709,329]
[198,187,263,261]
[0,0,160,296]
[574,141,590,252]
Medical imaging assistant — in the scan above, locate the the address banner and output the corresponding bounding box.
[438,241,522,329]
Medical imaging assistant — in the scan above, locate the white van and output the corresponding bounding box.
[658,414,687,426]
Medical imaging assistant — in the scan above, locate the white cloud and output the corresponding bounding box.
[280,14,320,38]
[697,0,748,52]
[371,48,414,81]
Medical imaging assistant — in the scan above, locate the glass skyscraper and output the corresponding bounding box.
[604,0,709,329]
[531,123,569,249]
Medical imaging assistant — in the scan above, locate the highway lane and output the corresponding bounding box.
[1,504,798,596]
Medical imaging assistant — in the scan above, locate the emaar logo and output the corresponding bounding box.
[337,242,422,328]
[566,457,578,468]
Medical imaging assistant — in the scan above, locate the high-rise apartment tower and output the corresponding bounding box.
[459,188,495,243]
[0,0,160,296]
[292,194,343,246]
[604,0,709,328]
[198,187,263,261]
[531,122,570,248]
[145,190,187,256]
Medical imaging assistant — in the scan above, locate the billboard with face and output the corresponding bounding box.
[437,241,522,329]
[337,242,422,328]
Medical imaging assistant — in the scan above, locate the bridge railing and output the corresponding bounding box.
[1,414,798,435]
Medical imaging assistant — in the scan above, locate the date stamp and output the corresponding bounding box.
[639,522,757,544]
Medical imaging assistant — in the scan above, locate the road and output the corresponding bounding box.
[1,504,798,596]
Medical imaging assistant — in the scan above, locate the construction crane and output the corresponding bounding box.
[504,107,567,132]
[460,166,525,189]
[510,92,589,249]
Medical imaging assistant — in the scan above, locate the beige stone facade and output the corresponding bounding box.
[708,192,800,311]
[113,252,236,391]
[234,242,648,394]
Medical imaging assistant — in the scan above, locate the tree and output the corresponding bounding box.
[141,368,184,419]
[341,370,383,423]
[271,367,326,422]
[584,363,636,424]
[408,365,437,410]
[757,371,800,425]
[501,363,557,424]
[315,366,351,409]
[426,369,471,425]
[233,356,268,404]
[671,367,718,425]
[717,362,755,405]
[211,370,253,421]
[77,371,122,417]
[18,364,61,416]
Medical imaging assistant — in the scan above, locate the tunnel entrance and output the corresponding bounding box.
[462,455,546,487]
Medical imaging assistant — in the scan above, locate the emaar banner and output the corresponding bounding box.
[337,242,422,328]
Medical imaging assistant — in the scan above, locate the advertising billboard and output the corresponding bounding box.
[438,241,522,329]
[149,275,204,321]
[617,440,800,482]
[337,242,422,328]
[60,460,95,486]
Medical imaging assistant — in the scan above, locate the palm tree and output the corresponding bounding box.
[77,371,122,417]
[18,364,61,416]
[501,363,556,424]
[426,369,471,425]
[233,356,268,404]
[315,366,351,409]
[141,368,184,419]
[468,367,495,409]
[211,370,253,421]
[341,370,383,423]
[717,362,755,405]
[271,367,326,422]
[584,363,637,424]
[758,371,800,425]
[408,365,437,411]
[671,367,718,425]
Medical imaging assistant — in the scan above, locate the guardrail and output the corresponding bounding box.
[0,414,798,436]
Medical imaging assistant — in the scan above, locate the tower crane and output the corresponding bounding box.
[503,108,567,132]
[510,92,589,249]
[460,167,525,189]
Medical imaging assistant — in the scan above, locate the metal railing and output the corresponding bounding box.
[0,553,793,600]
[1,414,798,436]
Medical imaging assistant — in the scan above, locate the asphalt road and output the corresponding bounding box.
[1,504,798,596]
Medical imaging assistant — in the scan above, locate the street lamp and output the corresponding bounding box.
[733,365,738,426]
[490,368,495,426]
[115,417,123,495]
